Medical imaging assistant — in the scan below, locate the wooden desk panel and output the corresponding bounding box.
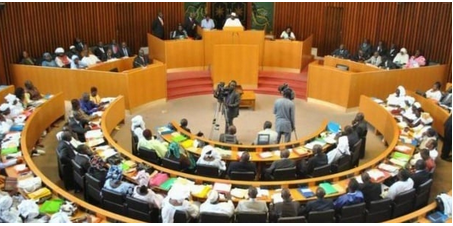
[87,57,135,72]
[212,44,259,89]
[324,56,381,72]
[0,85,14,102]
[263,40,302,70]
[301,34,314,70]
[165,39,204,69]
[147,33,166,64]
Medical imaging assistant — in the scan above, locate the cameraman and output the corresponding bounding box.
[274,88,295,143]
[224,80,241,133]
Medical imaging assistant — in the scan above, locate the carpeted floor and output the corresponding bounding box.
[34,94,451,203]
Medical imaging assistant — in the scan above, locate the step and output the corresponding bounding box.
[168,79,212,89]
[258,81,307,90]
[168,86,214,96]
[255,89,307,99]
[167,71,211,82]
[259,71,308,82]
[168,90,214,100]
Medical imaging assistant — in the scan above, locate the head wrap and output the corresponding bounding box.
[0,195,12,211]
[49,212,71,223]
[4,94,17,104]
[397,86,406,97]
[200,145,219,160]
[0,103,10,111]
[231,12,237,17]
[165,142,196,169]
[71,55,79,61]
[207,190,219,203]
[131,115,145,131]
[413,102,422,109]
[106,164,123,181]
[17,200,39,220]
[69,45,76,50]
[54,47,64,54]
[400,48,407,54]
[43,52,51,58]
[90,155,106,170]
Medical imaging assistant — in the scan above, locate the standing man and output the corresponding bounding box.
[274,88,295,143]
[184,12,198,38]
[224,80,241,133]
[152,11,165,39]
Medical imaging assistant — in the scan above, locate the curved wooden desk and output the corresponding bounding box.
[103,95,400,203]
[406,90,450,137]
[0,85,14,101]
[20,93,142,223]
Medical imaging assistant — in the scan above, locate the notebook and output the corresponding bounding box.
[298,187,315,198]
[213,182,232,193]
[327,121,341,133]
[159,178,177,191]
[318,182,338,195]
[172,134,188,143]
[391,152,411,162]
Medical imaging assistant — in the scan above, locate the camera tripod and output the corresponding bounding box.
[209,100,230,140]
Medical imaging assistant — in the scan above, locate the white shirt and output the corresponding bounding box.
[201,19,215,30]
[254,128,278,144]
[235,199,268,213]
[425,89,442,102]
[223,18,242,28]
[161,197,199,223]
[197,157,226,171]
[327,136,350,164]
[385,178,414,200]
[280,31,295,40]
[393,53,409,65]
[200,200,235,217]
[81,55,100,66]
[132,186,164,209]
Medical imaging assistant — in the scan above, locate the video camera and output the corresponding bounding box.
[278,83,295,100]
[214,82,231,102]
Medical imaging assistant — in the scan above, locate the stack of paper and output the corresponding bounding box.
[213,182,232,193]
[367,169,385,181]
[259,152,273,159]
[28,187,52,200]
[257,188,269,198]
[14,164,28,173]
[216,149,232,158]
[174,177,195,187]
[304,140,327,149]
[191,184,212,198]
[231,188,248,199]
[85,129,105,147]
[158,126,173,135]
[98,148,117,160]
[389,158,408,168]
[293,147,309,156]
[391,152,411,162]
[378,163,400,174]
[272,193,283,203]
[394,145,412,153]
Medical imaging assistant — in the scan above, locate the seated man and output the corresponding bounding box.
[87,156,107,187]
[350,50,366,62]
[333,178,364,210]
[227,151,256,178]
[269,188,299,222]
[383,169,414,200]
[365,51,382,66]
[94,41,107,60]
[180,118,191,133]
[235,186,268,213]
[411,160,430,189]
[406,49,426,68]
[172,23,188,39]
[68,116,90,142]
[358,172,381,204]
[379,57,398,70]
[280,26,296,40]
[219,125,239,144]
[439,87,452,110]
[70,99,97,123]
[137,129,168,158]
[131,115,146,140]
[133,49,151,68]
[359,38,373,58]
[57,131,76,190]
[201,14,215,30]
[417,128,437,150]
[132,185,164,209]
[200,190,235,218]
[299,187,333,217]
[223,12,243,28]
[253,121,278,145]
[54,47,72,68]
[89,86,102,105]
[393,48,409,67]
[299,144,328,177]
[79,92,103,116]
[425,81,443,102]
[161,185,200,223]
[410,140,439,165]
[331,44,350,59]
[264,149,295,180]
[344,125,360,149]
[421,149,436,172]
[74,144,92,172]
[327,134,350,164]
[196,145,226,171]
[70,55,88,69]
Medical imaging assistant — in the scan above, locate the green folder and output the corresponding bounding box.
[172,134,188,143]
[391,152,411,162]
[39,199,64,214]
[319,182,338,195]
[1,147,18,155]
[159,178,177,191]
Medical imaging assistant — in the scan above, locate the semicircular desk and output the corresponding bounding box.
[103,95,401,201]
[20,93,142,223]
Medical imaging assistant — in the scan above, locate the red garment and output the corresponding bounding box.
[425,158,436,172]
[58,55,70,65]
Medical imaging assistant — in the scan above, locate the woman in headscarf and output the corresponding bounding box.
[392,47,409,66]
[19,51,36,65]
[41,52,58,67]
[327,134,350,164]
[386,86,406,108]
[406,49,426,68]
[24,80,42,101]
[54,47,71,68]
[196,145,226,171]
[165,142,196,171]
[131,115,146,140]
[87,155,108,187]
[161,185,200,223]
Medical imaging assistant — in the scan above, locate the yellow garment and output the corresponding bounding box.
[90,94,102,105]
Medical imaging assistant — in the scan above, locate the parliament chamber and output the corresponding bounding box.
[0,2,451,223]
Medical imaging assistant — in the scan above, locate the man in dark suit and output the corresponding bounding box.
[75,144,92,172]
[264,149,295,180]
[94,41,107,61]
[359,38,373,58]
[227,151,256,177]
[119,42,132,57]
[133,49,151,68]
[387,43,398,61]
[379,57,398,70]
[73,37,84,52]
[374,40,386,56]
[152,11,165,39]
[224,80,241,132]
[299,187,334,217]
[331,44,350,59]
[352,112,368,159]
[57,131,76,190]
[299,144,328,177]
[109,39,120,58]
[411,160,430,188]
[269,188,300,222]
[358,172,381,204]
[344,125,359,150]
[68,116,90,142]
[184,12,198,38]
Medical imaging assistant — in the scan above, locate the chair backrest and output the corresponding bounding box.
[229,171,255,181]
[200,212,231,223]
[125,195,153,222]
[350,139,362,168]
[131,131,138,156]
[236,211,267,223]
[311,164,331,177]
[392,188,416,218]
[336,154,351,173]
[223,134,237,144]
[101,188,126,215]
[138,147,161,165]
[71,159,85,190]
[277,215,306,223]
[365,198,392,223]
[273,166,297,180]
[308,209,335,223]
[339,202,366,223]
[174,210,190,223]
[55,149,63,180]
[196,164,220,178]
[162,157,181,171]
[414,179,433,209]
[257,134,270,145]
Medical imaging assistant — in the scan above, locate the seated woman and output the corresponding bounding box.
[4,93,24,118]
[131,115,146,140]
[103,176,134,196]
[54,47,72,68]
[165,142,196,171]
[196,145,226,171]
[406,49,426,68]
[132,185,164,209]
[24,80,42,101]
[392,48,409,67]
[80,49,101,66]
[19,50,36,65]
[280,26,296,40]
[105,48,118,62]
[87,155,108,187]
[172,23,188,39]
[386,86,407,108]
[138,129,168,158]
[41,52,58,67]
[425,81,443,102]
[219,125,239,144]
